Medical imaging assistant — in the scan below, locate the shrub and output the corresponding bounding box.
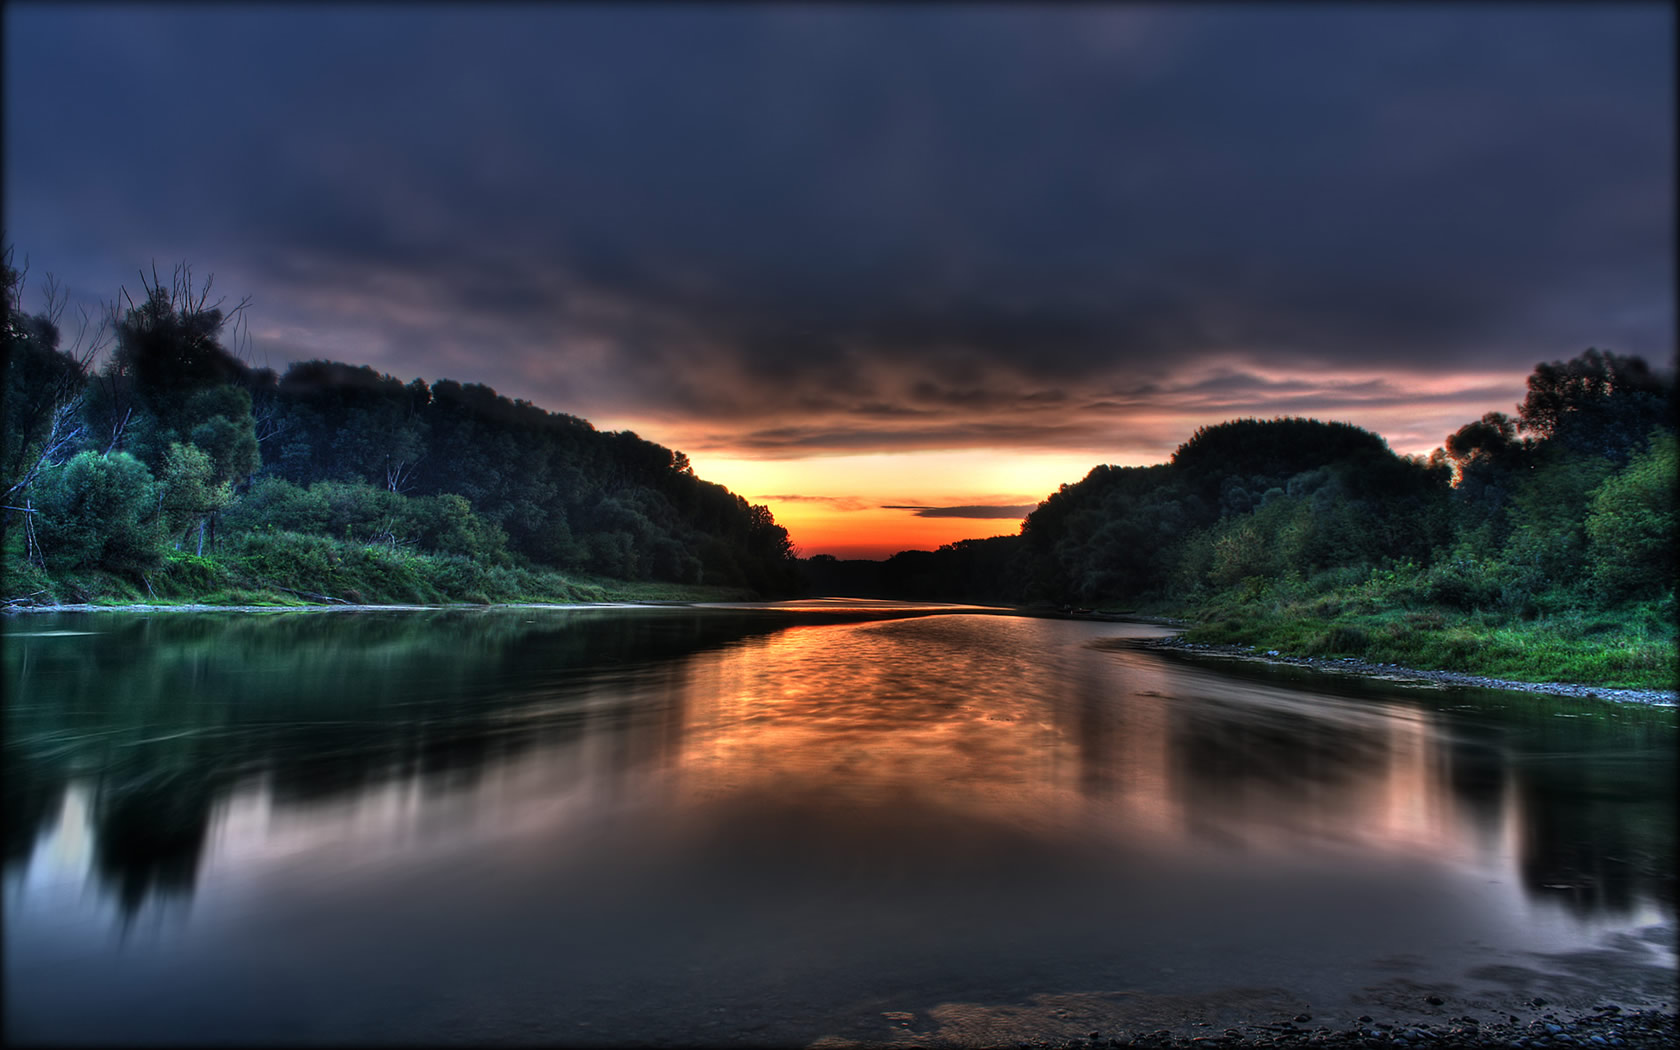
[1586,429,1677,602]
[223,477,332,534]
[1422,549,1504,610]
[33,451,165,570]
[1320,624,1369,655]
[399,492,508,561]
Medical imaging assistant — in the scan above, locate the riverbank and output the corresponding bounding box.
[2,543,758,611]
[1009,1007,1677,1049]
[1,600,691,615]
[1158,585,1676,692]
[1142,636,1678,706]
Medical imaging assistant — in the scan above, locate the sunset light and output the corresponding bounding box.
[5,4,1674,1047]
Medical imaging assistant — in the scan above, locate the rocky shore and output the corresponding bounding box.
[1012,1007,1677,1049]
[1142,637,1678,707]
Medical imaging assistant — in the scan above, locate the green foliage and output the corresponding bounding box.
[1498,445,1616,606]
[183,386,260,485]
[1417,546,1505,611]
[1208,519,1270,587]
[265,363,797,590]
[28,303,804,597]
[33,451,164,570]
[1184,585,1677,691]
[221,477,331,534]
[1587,429,1678,601]
[158,442,230,537]
[400,492,508,561]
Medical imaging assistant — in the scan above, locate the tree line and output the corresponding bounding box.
[802,349,1676,622]
[3,253,800,599]
[6,247,1672,621]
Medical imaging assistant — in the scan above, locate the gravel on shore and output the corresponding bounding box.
[1142,637,1678,707]
[1013,1008,1679,1049]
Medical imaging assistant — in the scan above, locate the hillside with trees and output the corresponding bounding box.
[797,350,1676,689]
[3,254,798,605]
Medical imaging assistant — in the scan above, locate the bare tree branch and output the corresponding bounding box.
[39,272,67,329]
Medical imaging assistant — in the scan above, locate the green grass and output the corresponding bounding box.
[3,530,754,610]
[1179,586,1677,690]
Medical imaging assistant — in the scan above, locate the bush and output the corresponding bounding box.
[399,492,508,561]
[1318,624,1369,655]
[224,531,343,593]
[223,477,332,534]
[1586,429,1677,602]
[33,452,165,570]
[1422,549,1504,610]
[311,480,406,541]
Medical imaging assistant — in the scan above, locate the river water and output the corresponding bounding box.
[3,602,1674,1045]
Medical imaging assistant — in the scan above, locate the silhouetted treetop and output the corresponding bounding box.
[1516,348,1672,462]
[1442,411,1525,480]
[112,270,248,407]
[1170,417,1393,480]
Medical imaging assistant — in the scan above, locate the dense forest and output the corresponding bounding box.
[3,254,799,603]
[805,354,1674,605]
[800,351,1676,687]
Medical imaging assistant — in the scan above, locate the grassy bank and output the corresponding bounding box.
[1173,571,1677,691]
[3,529,755,609]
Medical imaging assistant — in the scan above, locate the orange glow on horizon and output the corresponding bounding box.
[778,508,1020,561]
[677,449,1105,560]
[599,364,1537,560]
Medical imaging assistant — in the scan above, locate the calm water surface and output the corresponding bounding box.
[4,603,1675,1045]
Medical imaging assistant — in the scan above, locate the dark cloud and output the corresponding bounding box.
[756,495,873,513]
[882,505,1039,519]
[4,5,1672,460]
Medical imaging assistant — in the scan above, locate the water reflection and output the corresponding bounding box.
[3,607,1674,1044]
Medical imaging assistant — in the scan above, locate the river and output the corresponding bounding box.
[3,602,1674,1045]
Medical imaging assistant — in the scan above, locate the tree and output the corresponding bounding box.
[185,387,261,483]
[1516,349,1672,462]
[158,443,231,555]
[33,451,163,570]
[106,263,253,470]
[1585,429,1677,602]
[2,252,102,519]
[112,264,248,410]
[1440,411,1526,485]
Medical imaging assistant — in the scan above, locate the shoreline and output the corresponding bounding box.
[6,599,1674,705]
[1142,636,1678,706]
[0,599,687,617]
[1008,1006,1678,1049]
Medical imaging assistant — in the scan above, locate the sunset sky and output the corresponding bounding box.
[5,4,1673,559]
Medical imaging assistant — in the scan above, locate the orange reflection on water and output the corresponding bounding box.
[659,617,1522,869]
[673,617,1086,831]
